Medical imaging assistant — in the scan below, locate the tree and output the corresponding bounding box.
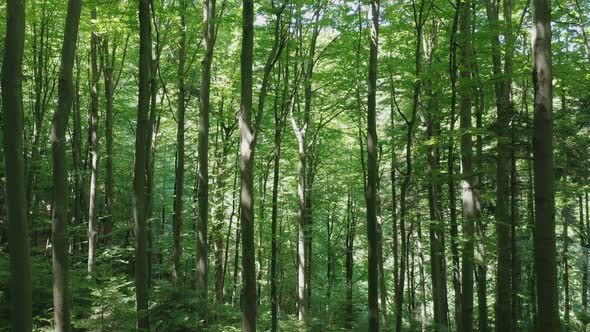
[2,0,32,330]
[366,0,380,330]
[532,0,559,329]
[240,0,257,330]
[50,0,82,329]
[87,7,100,275]
[134,0,152,329]
[459,0,478,330]
[196,0,216,323]
[172,0,187,282]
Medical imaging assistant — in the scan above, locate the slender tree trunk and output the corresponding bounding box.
[51,0,81,330]
[484,0,513,326]
[448,3,462,329]
[172,0,187,281]
[240,0,257,329]
[71,56,84,252]
[134,0,152,329]
[2,0,32,329]
[425,22,449,331]
[196,0,216,323]
[345,191,356,329]
[87,7,100,275]
[459,1,478,330]
[271,58,288,332]
[583,192,589,331]
[562,195,571,323]
[532,0,559,329]
[367,0,380,329]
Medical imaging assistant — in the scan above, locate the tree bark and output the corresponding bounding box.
[532,0,559,329]
[134,0,152,329]
[459,1,478,330]
[51,0,81,330]
[425,21,449,331]
[2,0,32,329]
[87,7,100,275]
[366,0,380,329]
[172,0,187,282]
[484,0,514,326]
[240,0,257,329]
[448,3,462,329]
[196,0,216,322]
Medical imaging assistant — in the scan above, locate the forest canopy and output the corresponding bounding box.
[0,0,588,331]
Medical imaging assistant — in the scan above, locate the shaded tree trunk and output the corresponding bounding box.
[366,0,380,329]
[240,0,257,329]
[134,0,152,329]
[50,0,81,330]
[196,0,216,323]
[531,0,560,328]
[459,1,478,330]
[172,0,187,281]
[2,0,32,329]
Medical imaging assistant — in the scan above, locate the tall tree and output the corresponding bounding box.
[531,0,559,329]
[484,0,514,326]
[240,0,257,330]
[2,0,32,330]
[134,0,152,329]
[172,0,187,282]
[196,0,216,323]
[459,0,478,331]
[366,0,380,330]
[50,0,82,330]
[87,7,100,275]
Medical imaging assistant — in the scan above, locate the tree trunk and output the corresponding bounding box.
[484,0,514,326]
[172,0,187,281]
[583,192,589,330]
[87,7,100,275]
[425,22,449,331]
[345,191,356,329]
[448,3,462,329]
[50,0,81,330]
[196,0,216,323]
[532,0,559,328]
[240,0,257,329]
[134,0,152,329]
[271,57,288,332]
[2,0,32,329]
[366,0,380,329]
[71,56,84,252]
[459,1,478,330]
[561,196,572,323]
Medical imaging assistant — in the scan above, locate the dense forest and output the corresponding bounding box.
[0,0,587,331]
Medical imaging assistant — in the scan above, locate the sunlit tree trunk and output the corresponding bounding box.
[87,7,100,275]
